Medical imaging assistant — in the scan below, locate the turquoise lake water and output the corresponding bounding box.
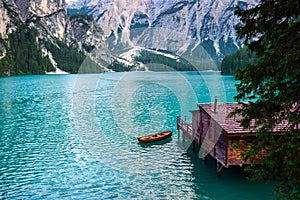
[0,72,276,199]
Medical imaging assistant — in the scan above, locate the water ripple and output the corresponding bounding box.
[0,74,276,199]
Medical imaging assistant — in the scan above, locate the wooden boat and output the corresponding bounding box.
[137,130,172,143]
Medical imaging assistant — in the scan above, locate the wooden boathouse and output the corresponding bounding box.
[177,101,258,175]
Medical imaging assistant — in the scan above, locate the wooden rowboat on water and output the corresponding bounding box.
[137,130,172,143]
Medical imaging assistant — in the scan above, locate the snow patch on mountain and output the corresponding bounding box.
[66,0,259,70]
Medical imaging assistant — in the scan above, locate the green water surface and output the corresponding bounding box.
[0,72,276,199]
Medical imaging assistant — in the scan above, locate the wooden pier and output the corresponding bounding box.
[176,116,193,139]
[176,115,198,152]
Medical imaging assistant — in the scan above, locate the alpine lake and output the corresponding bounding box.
[0,71,276,199]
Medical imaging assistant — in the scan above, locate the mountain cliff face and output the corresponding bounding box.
[0,0,68,41]
[0,0,18,39]
[68,0,259,70]
[0,0,107,75]
[0,0,259,75]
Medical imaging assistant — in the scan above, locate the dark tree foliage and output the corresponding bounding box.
[69,13,94,22]
[232,0,300,199]
[221,47,257,75]
[44,40,86,74]
[135,50,196,71]
[107,61,135,72]
[0,24,54,76]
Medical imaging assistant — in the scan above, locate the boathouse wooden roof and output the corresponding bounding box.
[197,103,251,135]
[197,103,289,135]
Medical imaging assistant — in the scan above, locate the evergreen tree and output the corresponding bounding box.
[221,47,256,75]
[44,40,87,74]
[135,50,196,71]
[232,0,300,198]
[0,24,55,75]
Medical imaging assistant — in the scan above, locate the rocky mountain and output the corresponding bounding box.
[0,0,259,75]
[67,0,259,70]
[0,0,108,76]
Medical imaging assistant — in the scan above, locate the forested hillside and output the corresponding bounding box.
[135,50,196,71]
[44,40,86,74]
[0,24,89,75]
[0,25,54,76]
[221,47,257,75]
[0,0,105,76]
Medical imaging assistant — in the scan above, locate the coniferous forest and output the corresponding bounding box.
[0,24,54,76]
[44,40,86,74]
[0,24,88,76]
[135,50,196,71]
[221,47,257,75]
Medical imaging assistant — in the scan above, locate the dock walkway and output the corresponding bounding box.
[177,115,225,176]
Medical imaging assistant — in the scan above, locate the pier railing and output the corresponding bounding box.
[177,116,193,139]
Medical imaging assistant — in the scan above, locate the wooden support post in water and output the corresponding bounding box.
[203,156,207,163]
[177,116,180,140]
[192,140,195,152]
[177,116,180,130]
[182,117,185,143]
[192,124,197,152]
[216,161,224,177]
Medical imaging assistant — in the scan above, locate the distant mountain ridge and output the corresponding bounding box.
[0,0,259,76]
[67,0,259,70]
